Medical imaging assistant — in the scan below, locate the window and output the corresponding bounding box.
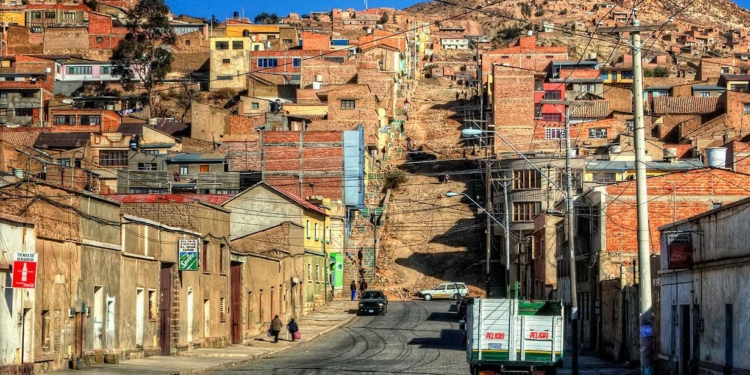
[30,26,42,33]
[744,103,750,115]
[202,241,209,273]
[534,105,542,118]
[0,92,6,98]
[307,263,312,282]
[20,92,34,98]
[199,165,209,172]
[699,91,710,97]
[148,290,157,320]
[600,71,609,79]
[56,158,70,167]
[222,58,230,64]
[0,109,6,116]
[101,66,111,74]
[513,202,541,222]
[53,115,75,125]
[713,202,723,209]
[219,298,226,322]
[257,58,278,68]
[513,170,541,189]
[96,37,103,43]
[721,67,730,74]
[45,11,55,19]
[544,90,561,100]
[341,100,356,109]
[580,84,595,93]
[621,70,634,79]
[593,172,616,183]
[232,41,244,49]
[545,128,564,139]
[306,220,311,238]
[78,115,100,125]
[251,102,259,109]
[217,75,232,80]
[315,265,320,281]
[67,66,92,75]
[541,113,561,122]
[293,58,301,67]
[589,128,607,139]
[137,163,156,171]
[185,40,191,46]
[62,12,75,22]
[99,150,127,166]
[731,84,749,92]
[219,244,226,274]
[179,165,188,175]
[15,108,32,117]
[41,310,51,351]
[30,11,41,19]
[314,223,319,241]
[215,41,229,50]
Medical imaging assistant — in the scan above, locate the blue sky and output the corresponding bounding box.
[166,0,421,20]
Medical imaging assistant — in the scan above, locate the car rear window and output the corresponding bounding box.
[362,292,383,299]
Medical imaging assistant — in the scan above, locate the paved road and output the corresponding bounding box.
[212,300,469,375]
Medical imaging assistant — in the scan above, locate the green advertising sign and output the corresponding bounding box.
[331,253,343,289]
[178,239,199,271]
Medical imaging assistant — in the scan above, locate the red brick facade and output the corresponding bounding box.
[482,35,567,84]
[301,31,330,51]
[48,109,121,132]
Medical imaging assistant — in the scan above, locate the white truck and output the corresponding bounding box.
[465,298,564,375]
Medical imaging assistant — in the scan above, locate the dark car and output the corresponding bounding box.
[358,289,388,315]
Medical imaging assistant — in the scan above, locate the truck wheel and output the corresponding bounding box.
[546,368,557,375]
[452,293,461,300]
[423,294,432,301]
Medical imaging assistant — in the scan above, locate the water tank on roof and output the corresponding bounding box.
[706,147,727,168]
[527,30,533,36]
[663,147,678,160]
[588,53,597,60]
[314,74,323,82]
[148,118,158,126]
[312,81,321,90]
[610,145,622,154]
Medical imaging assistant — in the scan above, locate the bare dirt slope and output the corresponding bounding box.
[373,78,486,300]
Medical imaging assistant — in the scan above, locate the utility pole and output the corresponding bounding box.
[564,104,579,375]
[631,10,654,375]
[484,159,493,296]
[500,179,511,297]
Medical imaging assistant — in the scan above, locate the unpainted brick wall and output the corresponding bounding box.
[43,27,89,55]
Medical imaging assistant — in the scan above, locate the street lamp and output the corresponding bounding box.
[446,191,510,297]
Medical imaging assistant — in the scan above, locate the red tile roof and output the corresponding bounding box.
[107,194,234,205]
[653,96,721,114]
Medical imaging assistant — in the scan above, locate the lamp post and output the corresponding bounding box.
[446,191,508,297]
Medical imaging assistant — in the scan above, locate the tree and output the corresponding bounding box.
[254,12,279,24]
[83,0,97,11]
[494,25,525,42]
[209,14,220,26]
[519,3,532,18]
[379,12,389,24]
[653,66,670,77]
[111,0,176,118]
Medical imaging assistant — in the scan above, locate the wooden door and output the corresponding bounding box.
[230,264,241,344]
[159,265,172,356]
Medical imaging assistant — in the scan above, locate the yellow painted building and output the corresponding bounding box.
[600,67,634,84]
[0,10,25,26]
[225,24,299,49]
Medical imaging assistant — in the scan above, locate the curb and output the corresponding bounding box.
[175,314,357,375]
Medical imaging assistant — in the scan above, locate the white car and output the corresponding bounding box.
[418,282,468,301]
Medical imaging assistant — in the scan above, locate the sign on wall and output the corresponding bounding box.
[666,232,692,269]
[12,252,38,289]
[178,239,199,271]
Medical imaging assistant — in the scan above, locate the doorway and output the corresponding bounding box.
[230,264,241,344]
[159,265,172,356]
[136,289,144,347]
[186,289,193,343]
[93,286,104,350]
[21,308,32,363]
[203,299,210,338]
[679,305,690,375]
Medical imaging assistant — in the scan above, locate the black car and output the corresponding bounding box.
[358,289,388,315]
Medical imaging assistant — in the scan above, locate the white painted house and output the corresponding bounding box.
[0,213,36,369]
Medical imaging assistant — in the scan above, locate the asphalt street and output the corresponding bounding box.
[212,300,469,375]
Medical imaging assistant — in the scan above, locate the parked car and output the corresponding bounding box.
[456,296,474,320]
[418,282,468,301]
[358,289,388,315]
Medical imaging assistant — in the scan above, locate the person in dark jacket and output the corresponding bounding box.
[350,280,357,301]
[270,315,283,343]
[359,279,368,294]
[287,318,299,341]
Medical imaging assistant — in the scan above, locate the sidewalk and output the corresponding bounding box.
[52,300,358,375]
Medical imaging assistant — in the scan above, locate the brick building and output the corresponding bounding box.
[482,34,567,86]
[87,11,128,60]
[579,168,750,358]
[0,55,55,125]
[48,108,121,132]
[209,36,251,92]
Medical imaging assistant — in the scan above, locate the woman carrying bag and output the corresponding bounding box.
[287,318,300,341]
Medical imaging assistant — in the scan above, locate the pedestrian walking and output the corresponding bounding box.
[455,90,460,101]
[287,318,299,342]
[350,280,357,301]
[359,279,368,293]
[270,315,283,343]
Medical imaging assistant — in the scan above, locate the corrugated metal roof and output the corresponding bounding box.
[691,85,724,90]
[223,181,327,216]
[586,159,704,171]
[34,133,90,149]
[652,96,721,115]
[168,153,226,163]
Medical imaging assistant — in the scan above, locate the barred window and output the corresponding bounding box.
[99,150,128,166]
[589,128,607,139]
[53,115,75,125]
[341,100,355,109]
[78,115,100,125]
[545,128,564,139]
